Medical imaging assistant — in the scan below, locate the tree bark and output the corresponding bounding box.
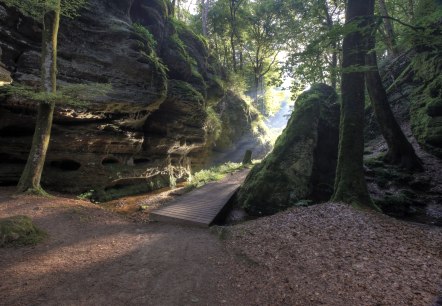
[201,0,209,36]
[332,0,376,209]
[322,0,338,89]
[365,1,423,171]
[378,0,398,56]
[408,0,414,19]
[17,3,60,194]
[229,0,239,71]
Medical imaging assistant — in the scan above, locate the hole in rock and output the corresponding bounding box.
[0,180,19,186]
[133,158,151,165]
[50,160,81,171]
[0,126,34,138]
[0,154,27,164]
[102,157,120,165]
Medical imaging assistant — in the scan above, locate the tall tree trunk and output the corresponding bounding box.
[322,0,338,89]
[17,3,60,194]
[365,1,423,171]
[229,1,237,71]
[171,0,176,17]
[378,0,398,56]
[201,0,209,36]
[230,34,237,71]
[253,75,260,111]
[408,0,414,19]
[332,0,376,209]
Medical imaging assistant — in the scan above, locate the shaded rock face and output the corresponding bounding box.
[210,91,272,165]
[0,0,256,195]
[237,84,340,216]
[363,49,442,226]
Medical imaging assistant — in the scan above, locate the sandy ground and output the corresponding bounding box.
[1,188,441,306]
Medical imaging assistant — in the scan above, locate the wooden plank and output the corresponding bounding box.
[150,169,249,227]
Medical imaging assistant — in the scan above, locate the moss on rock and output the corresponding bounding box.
[92,174,173,203]
[0,216,46,247]
[237,84,340,216]
[409,0,442,157]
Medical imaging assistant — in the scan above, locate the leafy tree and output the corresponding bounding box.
[2,0,87,194]
[284,0,345,94]
[240,0,289,113]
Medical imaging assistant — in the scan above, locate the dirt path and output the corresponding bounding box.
[1,188,441,306]
[0,189,241,306]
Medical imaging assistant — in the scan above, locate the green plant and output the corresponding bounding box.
[2,83,112,107]
[133,23,157,49]
[0,216,47,247]
[186,162,245,190]
[205,106,222,141]
[77,190,94,200]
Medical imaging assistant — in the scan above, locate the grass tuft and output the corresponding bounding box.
[0,216,47,247]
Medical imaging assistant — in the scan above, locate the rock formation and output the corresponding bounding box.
[0,0,270,196]
[210,90,272,165]
[237,84,340,216]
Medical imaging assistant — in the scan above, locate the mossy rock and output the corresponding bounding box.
[409,3,442,158]
[375,193,414,217]
[237,84,340,216]
[0,216,46,247]
[92,174,173,202]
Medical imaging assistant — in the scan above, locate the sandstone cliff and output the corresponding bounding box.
[0,0,270,195]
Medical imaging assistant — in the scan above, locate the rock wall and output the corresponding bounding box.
[237,84,340,216]
[210,90,272,165]
[0,0,269,195]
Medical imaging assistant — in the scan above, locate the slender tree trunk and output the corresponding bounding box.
[332,0,376,209]
[408,0,414,19]
[322,0,338,89]
[201,0,209,36]
[378,0,398,56]
[229,1,237,71]
[330,48,338,89]
[230,32,237,71]
[365,2,423,171]
[171,0,176,17]
[253,75,260,110]
[17,3,60,194]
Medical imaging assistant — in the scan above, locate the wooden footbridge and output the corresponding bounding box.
[150,169,249,227]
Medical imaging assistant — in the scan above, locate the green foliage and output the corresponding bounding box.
[205,106,223,142]
[132,23,168,85]
[93,176,173,203]
[168,79,204,103]
[408,0,442,157]
[0,215,47,247]
[133,23,157,49]
[186,162,245,190]
[374,192,413,217]
[77,189,94,200]
[2,0,88,19]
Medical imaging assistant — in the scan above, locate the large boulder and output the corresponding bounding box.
[237,84,340,216]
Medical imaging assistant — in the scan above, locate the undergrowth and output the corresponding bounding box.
[0,216,47,247]
[186,162,246,190]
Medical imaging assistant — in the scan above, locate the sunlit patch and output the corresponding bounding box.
[0,80,12,86]
[0,66,13,86]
